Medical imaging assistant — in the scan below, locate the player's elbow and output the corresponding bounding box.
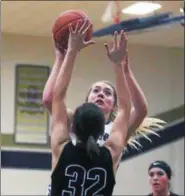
[140,104,148,119]
[136,102,148,120]
[42,94,52,108]
[142,105,148,118]
[137,97,148,116]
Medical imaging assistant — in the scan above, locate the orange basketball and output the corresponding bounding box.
[52,10,93,52]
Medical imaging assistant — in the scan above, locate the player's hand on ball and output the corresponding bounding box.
[68,20,95,52]
[104,30,128,65]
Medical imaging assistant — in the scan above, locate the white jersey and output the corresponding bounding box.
[69,122,113,146]
[97,122,113,146]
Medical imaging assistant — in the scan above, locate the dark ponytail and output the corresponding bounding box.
[73,103,104,161]
[86,135,100,161]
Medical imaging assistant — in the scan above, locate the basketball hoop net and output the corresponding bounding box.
[101,0,121,24]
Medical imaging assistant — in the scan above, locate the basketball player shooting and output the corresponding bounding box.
[50,20,131,196]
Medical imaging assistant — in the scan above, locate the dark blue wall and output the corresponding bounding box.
[1,119,184,170]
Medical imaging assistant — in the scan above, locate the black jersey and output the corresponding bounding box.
[147,192,180,196]
[51,141,115,196]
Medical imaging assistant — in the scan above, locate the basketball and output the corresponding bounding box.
[52,10,93,51]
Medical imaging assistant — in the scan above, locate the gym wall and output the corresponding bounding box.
[1,33,184,195]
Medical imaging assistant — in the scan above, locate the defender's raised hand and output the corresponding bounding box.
[104,30,128,65]
[68,20,95,52]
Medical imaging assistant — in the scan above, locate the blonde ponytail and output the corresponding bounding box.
[126,117,167,149]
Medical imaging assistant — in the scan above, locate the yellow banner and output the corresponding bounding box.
[14,64,50,145]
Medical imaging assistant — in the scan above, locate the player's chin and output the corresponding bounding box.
[152,184,162,192]
[95,103,107,113]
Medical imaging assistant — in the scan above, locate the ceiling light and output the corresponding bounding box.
[180,7,184,13]
[122,2,162,15]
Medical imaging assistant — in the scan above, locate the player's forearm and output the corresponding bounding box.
[42,57,64,107]
[113,64,131,114]
[53,49,78,100]
[124,66,148,116]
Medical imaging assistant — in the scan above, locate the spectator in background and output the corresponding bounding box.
[147,160,180,196]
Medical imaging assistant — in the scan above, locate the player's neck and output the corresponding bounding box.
[153,189,170,196]
[104,113,111,124]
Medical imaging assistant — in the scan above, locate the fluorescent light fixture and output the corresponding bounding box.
[122,2,161,15]
[180,7,184,13]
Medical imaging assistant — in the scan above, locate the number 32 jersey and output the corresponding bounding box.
[51,142,115,196]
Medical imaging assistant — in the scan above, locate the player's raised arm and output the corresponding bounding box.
[51,20,95,166]
[104,31,131,171]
